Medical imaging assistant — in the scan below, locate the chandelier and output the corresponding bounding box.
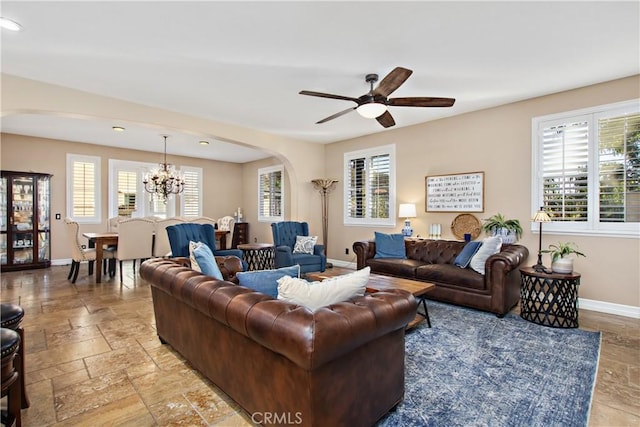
[142,135,185,203]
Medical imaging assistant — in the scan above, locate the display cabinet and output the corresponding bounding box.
[1,171,52,271]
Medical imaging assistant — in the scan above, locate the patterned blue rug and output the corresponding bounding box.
[378,301,601,427]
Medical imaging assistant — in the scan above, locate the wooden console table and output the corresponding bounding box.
[519,267,581,328]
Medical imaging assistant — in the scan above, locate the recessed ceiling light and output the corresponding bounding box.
[112,126,125,132]
[199,140,210,145]
[0,17,23,32]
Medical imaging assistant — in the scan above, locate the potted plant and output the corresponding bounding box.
[481,213,523,244]
[542,242,586,274]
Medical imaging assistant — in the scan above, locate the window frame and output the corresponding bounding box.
[343,144,396,227]
[66,153,101,224]
[531,99,640,238]
[257,165,284,223]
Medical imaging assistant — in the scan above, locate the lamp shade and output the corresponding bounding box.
[399,203,417,218]
[356,102,387,119]
[532,207,551,223]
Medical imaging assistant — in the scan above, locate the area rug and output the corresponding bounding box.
[377,301,601,427]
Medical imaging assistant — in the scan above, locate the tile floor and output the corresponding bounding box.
[1,263,639,426]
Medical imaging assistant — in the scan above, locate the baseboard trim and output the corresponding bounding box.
[579,298,640,319]
[327,258,356,270]
[52,258,71,266]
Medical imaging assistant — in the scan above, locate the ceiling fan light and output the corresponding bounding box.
[0,17,22,32]
[356,102,387,119]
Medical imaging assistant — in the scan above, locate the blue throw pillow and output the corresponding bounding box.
[237,265,300,298]
[190,241,224,280]
[454,241,483,268]
[374,232,407,259]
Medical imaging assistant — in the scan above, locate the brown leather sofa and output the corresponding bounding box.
[139,257,417,427]
[353,238,529,316]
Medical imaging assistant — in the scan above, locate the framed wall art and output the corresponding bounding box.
[425,171,484,212]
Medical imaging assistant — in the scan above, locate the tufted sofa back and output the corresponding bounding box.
[405,239,467,264]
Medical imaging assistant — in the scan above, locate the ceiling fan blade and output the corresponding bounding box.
[376,111,396,128]
[388,97,456,107]
[299,90,360,103]
[373,67,413,97]
[316,106,357,124]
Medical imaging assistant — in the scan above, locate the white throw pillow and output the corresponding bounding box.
[293,235,318,254]
[277,267,370,311]
[469,236,503,275]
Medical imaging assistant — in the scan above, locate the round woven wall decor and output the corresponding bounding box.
[451,214,482,240]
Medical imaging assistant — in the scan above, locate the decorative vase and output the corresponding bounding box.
[491,228,516,244]
[551,257,574,274]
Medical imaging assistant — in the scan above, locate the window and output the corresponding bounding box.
[343,144,396,226]
[258,165,283,222]
[180,166,203,217]
[532,99,640,236]
[67,154,101,224]
[108,159,199,219]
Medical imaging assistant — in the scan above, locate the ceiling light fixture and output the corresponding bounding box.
[142,135,185,203]
[112,126,125,132]
[356,102,387,119]
[199,140,209,145]
[0,17,22,32]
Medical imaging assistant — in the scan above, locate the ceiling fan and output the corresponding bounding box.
[299,67,455,128]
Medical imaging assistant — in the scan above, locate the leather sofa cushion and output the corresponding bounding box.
[366,258,424,277]
[415,264,485,290]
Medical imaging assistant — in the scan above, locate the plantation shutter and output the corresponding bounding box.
[347,157,366,218]
[598,113,640,223]
[116,171,137,217]
[181,169,200,217]
[72,160,97,218]
[541,120,589,221]
[258,167,283,220]
[369,154,390,219]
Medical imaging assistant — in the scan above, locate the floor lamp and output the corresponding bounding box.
[311,178,338,268]
[532,206,551,272]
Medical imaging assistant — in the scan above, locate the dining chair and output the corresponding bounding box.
[115,218,155,282]
[153,217,186,258]
[216,216,235,249]
[64,218,116,283]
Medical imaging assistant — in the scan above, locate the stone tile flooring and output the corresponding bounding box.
[1,264,638,426]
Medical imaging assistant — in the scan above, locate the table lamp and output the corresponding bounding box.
[399,203,417,237]
[532,206,551,272]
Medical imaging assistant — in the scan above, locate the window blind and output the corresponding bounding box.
[542,121,589,221]
[117,171,137,216]
[259,168,282,219]
[72,161,96,218]
[598,113,640,222]
[181,169,200,217]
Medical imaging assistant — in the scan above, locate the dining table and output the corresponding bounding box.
[83,229,230,283]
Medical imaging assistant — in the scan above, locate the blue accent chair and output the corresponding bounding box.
[166,223,246,269]
[271,221,326,273]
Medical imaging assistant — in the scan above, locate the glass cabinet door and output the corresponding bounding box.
[37,175,51,262]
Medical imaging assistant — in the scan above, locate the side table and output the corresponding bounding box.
[237,243,275,271]
[519,267,581,328]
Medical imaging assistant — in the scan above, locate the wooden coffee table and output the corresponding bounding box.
[306,267,435,329]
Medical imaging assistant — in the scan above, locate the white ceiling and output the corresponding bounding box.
[1,1,639,163]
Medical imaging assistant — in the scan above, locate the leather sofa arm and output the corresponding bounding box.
[160,255,243,283]
[140,259,417,370]
[353,240,376,270]
[485,244,530,276]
